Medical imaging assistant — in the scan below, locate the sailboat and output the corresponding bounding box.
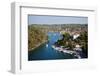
[46,44,48,47]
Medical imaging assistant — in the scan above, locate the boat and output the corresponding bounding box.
[46,44,48,47]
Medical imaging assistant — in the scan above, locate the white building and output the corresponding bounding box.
[73,34,80,40]
[74,44,82,51]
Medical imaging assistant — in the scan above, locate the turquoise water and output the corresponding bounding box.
[28,32,76,61]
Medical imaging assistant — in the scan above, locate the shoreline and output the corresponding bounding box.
[28,40,48,51]
[52,45,82,59]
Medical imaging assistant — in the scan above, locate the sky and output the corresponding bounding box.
[28,15,88,25]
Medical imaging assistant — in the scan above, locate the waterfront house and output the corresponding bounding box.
[73,33,80,40]
[74,44,82,51]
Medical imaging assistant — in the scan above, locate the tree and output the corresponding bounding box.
[28,25,47,51]
[62,33,70,41]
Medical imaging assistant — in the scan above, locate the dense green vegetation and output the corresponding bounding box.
[54,31,88,56]
[78,31,88,56]
[54,33,74,50]
[28,25,47,51]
